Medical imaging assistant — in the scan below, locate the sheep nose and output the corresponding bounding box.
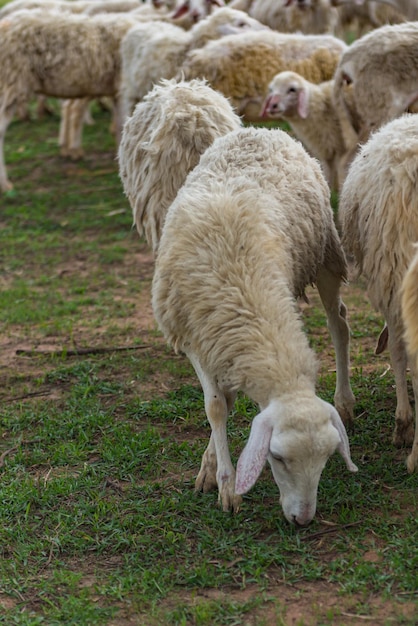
[292,514,311,527]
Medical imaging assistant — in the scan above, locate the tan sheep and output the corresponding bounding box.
[180,29,347,121]
[260,71,347,191]
[339,114,418,473]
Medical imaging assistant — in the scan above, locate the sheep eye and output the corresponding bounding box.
[288,87,296,94]
[272,454,286,465]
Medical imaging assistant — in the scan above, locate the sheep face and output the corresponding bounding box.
[236,397,357,526]
[267,422,340,526]
[261,71,309,120]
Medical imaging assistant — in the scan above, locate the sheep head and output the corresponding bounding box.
[235,396,357,526]
[261,71,310,120]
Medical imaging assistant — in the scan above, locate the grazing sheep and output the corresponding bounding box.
[0,9,157,191]
[339,114,418,473]
[119,78,357,525]
[180,29,347,121]
[119,6,266,120]
[119,78,242,253]
[260,71,347,190]
[333,21,418,155]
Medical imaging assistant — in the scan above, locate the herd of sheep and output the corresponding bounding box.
[2,0,418,525]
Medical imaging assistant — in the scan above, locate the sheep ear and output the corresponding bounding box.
[297,88,309,119]
[217,23,242,36]
[326,401,358,473]
[235,408,274,495]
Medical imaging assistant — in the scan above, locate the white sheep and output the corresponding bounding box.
[119,78,243,253]
[119,78,357,525]
[339,114,418,473]
[333,21,418,155]
[180,29,347,121]
[260,71,347,191]
[0,9,158,191]
[119,6,266,120]
[252,0,339,35]
[229,0,339,34]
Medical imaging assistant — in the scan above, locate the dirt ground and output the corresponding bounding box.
[2,246,417,626]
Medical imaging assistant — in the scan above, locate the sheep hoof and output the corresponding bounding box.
[392,416,415,447]
[195,471,217,494]
[218,492,242,514]
[406,447,418,473]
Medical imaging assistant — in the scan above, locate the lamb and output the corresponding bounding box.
[119,78,243,253]
[0,9,161,191]
[338,114,418,473]
[333,21,418,155]
[119,78,357,525]
[119,6,267,120]
[260,71,347,191]
[180,29,347,121]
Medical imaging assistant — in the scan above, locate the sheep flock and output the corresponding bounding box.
[2,0,418,525]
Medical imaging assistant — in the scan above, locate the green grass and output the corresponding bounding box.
[0,103,417,626]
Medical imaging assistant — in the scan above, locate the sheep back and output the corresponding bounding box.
[339,114,418,326]
[118,78,242,253]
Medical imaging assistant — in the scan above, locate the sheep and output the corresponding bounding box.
[333,21,418,156]
[0,8,163,191]
[119,78,243,253]
[236,0,340,35]
[120,78,357,524]
[334,0,406,40]
[0,0,176,19]
[260,71,347,191]
[336,0,418,22]
[338,114,418,473]
[180,29,347,121]
[119,6,267,120]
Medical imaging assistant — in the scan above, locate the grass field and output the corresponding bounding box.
[0,103,417,625]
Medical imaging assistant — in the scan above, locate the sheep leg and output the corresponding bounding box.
[387,323,415,447]
[59,100,71,157]
[406,361,418,473]
[0,106,15,192]
[316,267,355,424]
[66,99,90,160]
[189,354,241,512]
